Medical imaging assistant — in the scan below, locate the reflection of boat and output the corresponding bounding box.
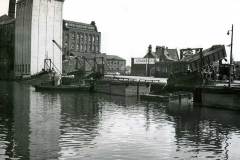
[34,84,91,92]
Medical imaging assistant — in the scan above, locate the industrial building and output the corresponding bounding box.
[62,20,101,57]
[14,0,64,77]
[0,12,15,80]
[0,0,126,79]
[62,53,126,76]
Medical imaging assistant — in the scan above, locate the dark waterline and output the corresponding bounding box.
[1,81,240,160]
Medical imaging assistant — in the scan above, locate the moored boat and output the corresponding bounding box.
[34,84,91,92]
[16,70,54,86]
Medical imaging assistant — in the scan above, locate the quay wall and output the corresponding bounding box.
[201,88,240,110]
[94,80,150,96]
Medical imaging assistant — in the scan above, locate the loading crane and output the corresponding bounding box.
[52,39,105,79]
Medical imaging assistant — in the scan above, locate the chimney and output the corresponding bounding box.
[8,0,16,18]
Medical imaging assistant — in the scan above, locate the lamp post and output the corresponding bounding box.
[227,24,233,87]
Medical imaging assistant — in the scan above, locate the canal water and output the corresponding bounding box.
[1,82,240,160]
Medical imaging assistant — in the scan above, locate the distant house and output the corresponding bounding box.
[105,55,126,75]
[62,53,126,76]
[144,46,179,62]
[131,45,179,77]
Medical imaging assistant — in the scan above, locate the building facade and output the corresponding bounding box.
[62,20,101,57]
[131,45,179,77]
[0,15,15,80]
[105,55,126,75]
[15,0,64,77]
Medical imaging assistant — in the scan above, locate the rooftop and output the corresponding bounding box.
[144,46,179,61]
[106,55,126,61]
[63,20,99,32]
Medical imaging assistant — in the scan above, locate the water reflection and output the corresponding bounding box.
[59,93,101,159]
[29,91,61,160]
[0,108,14,159]
[167,101,240,159]
[1,82,240,159]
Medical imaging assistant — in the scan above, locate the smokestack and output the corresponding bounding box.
[8,0,16,18]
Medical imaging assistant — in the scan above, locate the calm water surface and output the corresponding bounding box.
[1,82,240,160]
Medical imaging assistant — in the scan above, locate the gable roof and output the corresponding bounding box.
[143,47,179,61]
[144,52,157,58]
[164,48,179,61]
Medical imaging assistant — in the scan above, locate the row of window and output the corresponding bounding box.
[107,61,125,65]
[64,42,100,53]
[65,22,95,31]
[64,33,100,43]
[15,64,30,73]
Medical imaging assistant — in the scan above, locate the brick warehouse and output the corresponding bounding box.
[62,20,101,56]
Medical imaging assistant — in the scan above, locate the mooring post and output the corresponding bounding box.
[137,80,140,97]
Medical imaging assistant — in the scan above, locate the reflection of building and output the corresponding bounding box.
[166,104,240,159]
[131,45,179,76]
[62,20,101,56]
[14,0,64,77]
[0,15,15,80]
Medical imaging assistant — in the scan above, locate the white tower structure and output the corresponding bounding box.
[15,0,64,76]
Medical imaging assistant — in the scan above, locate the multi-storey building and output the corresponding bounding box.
[62,20,101,57]
[2,0,125,78]
[14,0,64,77]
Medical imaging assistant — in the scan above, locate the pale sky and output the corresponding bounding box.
[1,0,240,65]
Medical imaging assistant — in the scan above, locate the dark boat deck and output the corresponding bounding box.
[34,84,91,92]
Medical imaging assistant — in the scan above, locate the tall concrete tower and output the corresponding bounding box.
[15,0,64,76]
[8,0,16,18]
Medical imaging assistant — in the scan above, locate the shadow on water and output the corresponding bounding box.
[1,81,33,160]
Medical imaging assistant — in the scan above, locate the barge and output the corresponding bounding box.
[34,84,91,92]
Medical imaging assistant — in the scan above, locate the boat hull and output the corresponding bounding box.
[34,85,91,92]
[16,71,53,85]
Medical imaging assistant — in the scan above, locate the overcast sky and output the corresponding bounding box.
[1,0,240,65]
